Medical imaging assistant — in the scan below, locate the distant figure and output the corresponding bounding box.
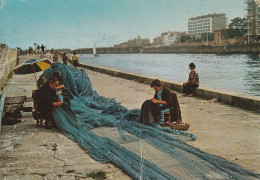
[53,51,59,62]
[51,48,54,54]
[29,47,34,55]
[62,53,68,65]
[44,45,47,52]
[183,62,199,97]
[72,52,79,68]
[28,47,31,55]
[41,44,45,53]
[37,45,40,54]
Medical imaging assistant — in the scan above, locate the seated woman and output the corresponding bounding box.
[139,79,182,126]
[52,71,65,94]
[183,62,199,97]
[38,76,62,129]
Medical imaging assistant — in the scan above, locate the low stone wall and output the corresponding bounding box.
[76,62,260,112]
[67,43,260,54]
[0,49,18,89]
[142,44,260,54]
[73,47,141,54]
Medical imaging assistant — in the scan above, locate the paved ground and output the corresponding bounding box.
[86,69,260,174]
[0,55,259,179]
[0,55,131,180]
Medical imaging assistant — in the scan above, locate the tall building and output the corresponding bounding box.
[244,0,260,42]
[188,13,228,38]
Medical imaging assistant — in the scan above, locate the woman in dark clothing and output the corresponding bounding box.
[38,76,62,128]
[183,62,199,97]
[139,79,182,126]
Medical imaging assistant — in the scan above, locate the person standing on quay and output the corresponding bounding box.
[31,47,34,55]
[28,47,31,55]
[41,44,45,53]
[183,62,199,97]
[72,52,79,68]
[53,51,59,62]
[62,53,68,65]
[37,45,41,54]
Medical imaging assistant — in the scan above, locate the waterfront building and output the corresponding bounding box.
[153,36,163,46]
[214,29,241,45]
[188,13,228,38]
[153,32,181,46]
[244,0,260,42]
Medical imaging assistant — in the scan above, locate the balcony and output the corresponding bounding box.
[246,13,254,17]
[244,26,253,30]
[244,0,254,3]
[247,17,256,22]
[244,6,255,10]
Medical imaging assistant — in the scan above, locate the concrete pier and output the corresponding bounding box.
[0,55,259,179]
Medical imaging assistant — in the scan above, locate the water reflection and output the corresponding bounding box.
[245,54,260,96]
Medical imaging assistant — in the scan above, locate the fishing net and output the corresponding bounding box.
[38,63,260,180]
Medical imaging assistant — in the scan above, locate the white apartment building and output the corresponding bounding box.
[244,0,260,42]
[188,13,228,38]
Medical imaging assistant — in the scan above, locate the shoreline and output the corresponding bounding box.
[55,44,260,54]
[70,60,260,113]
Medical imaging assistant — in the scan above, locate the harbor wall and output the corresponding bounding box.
[70,44,260,54]
[71,60,260,112]
[73,47,141,54]
[0,49,18,89]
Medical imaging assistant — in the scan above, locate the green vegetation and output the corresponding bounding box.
[180,33,192,42]
[201,33,214,41]
[224,17,246,39]
[228,17,246,29]
[86,171,106,180]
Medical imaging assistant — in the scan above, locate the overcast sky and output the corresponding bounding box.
[0,0,244,49]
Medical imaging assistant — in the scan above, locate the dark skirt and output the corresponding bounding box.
[139,100,160,125]
[183,83,199,95]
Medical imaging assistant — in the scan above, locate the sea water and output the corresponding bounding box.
[78,53,260,97]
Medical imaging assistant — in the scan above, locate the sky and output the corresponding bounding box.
[0,0,244,50]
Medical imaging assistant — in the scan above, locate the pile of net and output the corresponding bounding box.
[38,63,260,180]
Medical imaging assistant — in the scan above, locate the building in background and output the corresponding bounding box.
[244,0,260,43]
[188,13,228,38]
[153,31,181,46]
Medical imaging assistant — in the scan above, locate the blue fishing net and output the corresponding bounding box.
[39,63,260,180]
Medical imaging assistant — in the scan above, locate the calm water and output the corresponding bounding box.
[78,54,260,97]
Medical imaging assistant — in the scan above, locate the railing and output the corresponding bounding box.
[0,90,6,133]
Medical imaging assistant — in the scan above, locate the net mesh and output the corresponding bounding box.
[0,0,7,10]
[38,63,260,180]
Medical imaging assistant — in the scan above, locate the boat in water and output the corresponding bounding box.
[93,42,99,57]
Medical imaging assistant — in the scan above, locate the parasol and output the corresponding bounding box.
[13,58,52,89]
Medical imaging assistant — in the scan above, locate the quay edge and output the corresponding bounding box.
[72,60,260,113]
